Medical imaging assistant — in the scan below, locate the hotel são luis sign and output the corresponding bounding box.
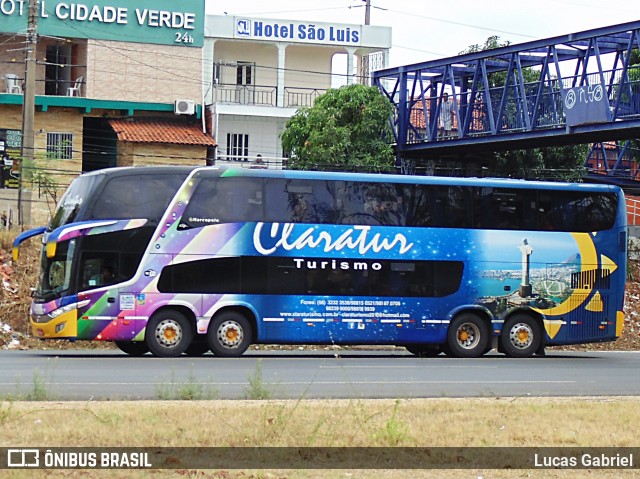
[0,0,204,47]
[235,18,362,47]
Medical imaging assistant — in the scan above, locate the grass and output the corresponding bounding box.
[0,397,638,478]
[245,359,273,400]
[1,367,57,402]
[155,367,218,400]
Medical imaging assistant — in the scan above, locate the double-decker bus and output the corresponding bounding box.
[13,166,627,358]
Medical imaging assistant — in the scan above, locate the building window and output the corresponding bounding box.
[236,62,253,86]
[46,132,73,159]
[45,44,72,96]
[226,133,249,161]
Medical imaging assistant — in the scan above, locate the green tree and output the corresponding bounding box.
[492,145,587,181]
[281,83,395,171]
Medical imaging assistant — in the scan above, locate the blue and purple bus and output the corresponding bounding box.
[13,166,627,358]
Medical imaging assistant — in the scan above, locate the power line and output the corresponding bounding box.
[382,7,537,41]
[220,6,350,16]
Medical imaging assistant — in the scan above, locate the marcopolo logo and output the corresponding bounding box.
[236,19,251,36]
[7,449,39,468]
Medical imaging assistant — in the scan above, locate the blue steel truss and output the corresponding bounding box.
[373,21,640,180]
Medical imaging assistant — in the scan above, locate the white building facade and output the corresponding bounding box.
[203,15,392,167]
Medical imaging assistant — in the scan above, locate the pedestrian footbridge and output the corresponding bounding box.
[373,21,640,184]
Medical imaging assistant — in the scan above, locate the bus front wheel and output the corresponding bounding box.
[114,340,149,356]
[208,312,252,357]
[500,314,542,358]
[447,313,489,358]
[146,310,193,357]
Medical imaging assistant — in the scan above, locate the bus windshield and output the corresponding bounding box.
[49,176,101,230]
[49,170,192,230]
[37,239,76,301]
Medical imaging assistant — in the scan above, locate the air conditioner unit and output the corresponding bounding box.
[174,99,195,115]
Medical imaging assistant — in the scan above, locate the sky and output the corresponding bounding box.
[204,0,639,69]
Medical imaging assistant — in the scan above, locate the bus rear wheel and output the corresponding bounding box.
[500,314,541,358]
[114,340,149,356]
[146,310,193,357]
[447,313,489,358]
[208,312,252,357]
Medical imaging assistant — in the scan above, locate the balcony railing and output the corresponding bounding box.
[213,83,326,108]
[2,76,86,97]
[43,77,85,97]
[284,87,324,107]
[214,84,277,106]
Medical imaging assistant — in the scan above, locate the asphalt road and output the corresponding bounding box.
[1,349,639,400]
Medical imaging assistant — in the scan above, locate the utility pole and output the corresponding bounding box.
[360,0,371,85]
[19,0,38,225]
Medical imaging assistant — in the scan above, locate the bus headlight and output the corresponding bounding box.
[47,300,90,319]
[48,304,76,319]
[55,322,66,334]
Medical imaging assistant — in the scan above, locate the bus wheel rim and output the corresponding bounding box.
[155,319,182,348]
[509,323,533,349]
[456,323,479,349]
[217,320,243,348]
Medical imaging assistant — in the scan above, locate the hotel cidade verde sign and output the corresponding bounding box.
[235,18,362,47]
[0,0,204,47]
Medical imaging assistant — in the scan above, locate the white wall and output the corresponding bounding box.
[216,114,286,164]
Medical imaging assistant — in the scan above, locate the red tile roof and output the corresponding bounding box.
[109,118,216,146]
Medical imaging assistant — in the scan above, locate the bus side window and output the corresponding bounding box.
[264,179,290,223]
[81,256,117,288]
[337,181,375,225]
[439,186,469,228]
[182,178,218,224]
[537,203,556,230]
[405,185,432,227]
[183,178,264,225]
[289,194,313,222]
[538,192,577,232]
[231,178,263,222]
[570,193,616,232]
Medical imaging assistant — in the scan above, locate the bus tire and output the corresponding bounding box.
[146,310,193,358]
[447,313,489,358]
[405,344,441,357]
[114,340,149,356]
[500,314,542,358]
[208,311,252,357]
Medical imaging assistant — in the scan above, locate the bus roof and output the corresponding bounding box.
[81,165,622,194]
[201,166,621,194]
[79,166,200,179]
